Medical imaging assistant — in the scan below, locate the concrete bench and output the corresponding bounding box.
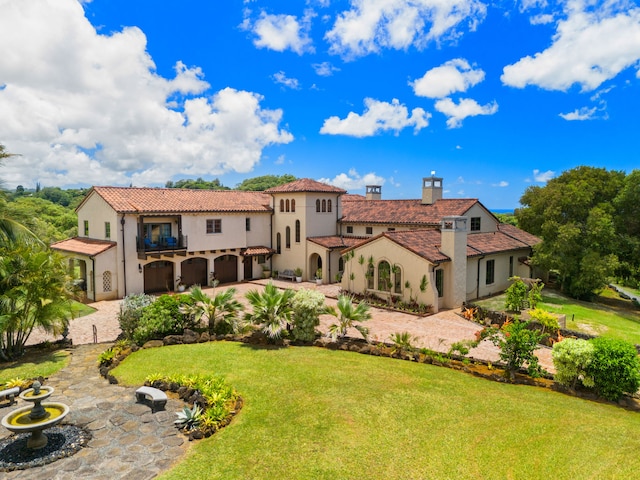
[278,269,296,281]
[135,386,167,413]
[0,387,20,405]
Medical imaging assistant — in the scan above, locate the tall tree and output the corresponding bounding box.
[613,169,640,286]
[517,166,625,299]
[236,174,296,191]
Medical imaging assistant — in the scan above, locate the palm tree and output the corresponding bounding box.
[244,282,294,340]
[0,244,73,360]
[182,285,243,334]
[326,294,372,341]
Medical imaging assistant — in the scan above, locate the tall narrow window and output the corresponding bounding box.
[378,261,391,291]
[102,271,112,292]
[105,222,111,239]
[286,199,290,212]
[316,199,320,212]
[394,266,402,294]
[327,199,332,212]
[286,226,291,248]
[436,270,444,297]
[291,199,296,212]
[280,199,284,212]
[486,259,495,285]
[322,199,326,212]
[246,218,251,232]
[509,256,514,277]
[83,220,89,236]
[295,220,300,243]
[276,233,281,254]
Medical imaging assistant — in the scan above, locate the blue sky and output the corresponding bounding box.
[1,0,639,209]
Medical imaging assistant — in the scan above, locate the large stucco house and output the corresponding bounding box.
[52,176,540,312]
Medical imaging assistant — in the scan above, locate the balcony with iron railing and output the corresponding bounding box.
[137,234,188,258]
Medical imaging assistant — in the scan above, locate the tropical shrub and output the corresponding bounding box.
[480,318,545,381]
[551,338,595,389]
[527,308,559,335]
[290,288,326,342]
[181,286,243,335]
[175,403,202,431]
[118,293,154,340]
[132,294,195,345]
[528,281,544,308]
[504,277,528,312]
[244,282,294,340]
[586,337,640,401]
[326,295,372,341]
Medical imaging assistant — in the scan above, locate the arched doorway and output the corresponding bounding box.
[181,257,207,287]
[214,255,238,284]
[309,254,322,281]
[144,260,174,293]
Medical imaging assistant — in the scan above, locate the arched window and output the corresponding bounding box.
[102,271,112,292]
[316,199,320,212]
[393,265,402,294]
[378,261,391,291]
[322,199,326,212]
[276,233,281,254]
[291,199,296,212]
[286,226,291,248]
[367,263,375,289]
[286,199,290,212]
[327,199,332,212]
[295,220,300,243]
[280,199,284,212]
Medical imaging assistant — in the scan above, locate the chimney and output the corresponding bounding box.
[440,216,467,308]
[365,185,381,200]
[422,175,443,205]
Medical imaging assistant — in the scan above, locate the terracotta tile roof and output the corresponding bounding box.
[307,235,369,249]
[342,193,366,201]
[341,225,538,264]
[497,223,541,246]
[86,187,272,214]
[241,246,275,256]
[340,198,479,226]
[264,178,347,194]
[51,237,116,256]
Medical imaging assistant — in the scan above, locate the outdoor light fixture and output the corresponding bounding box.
[138,264,142,273]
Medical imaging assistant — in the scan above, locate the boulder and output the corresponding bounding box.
[182,329,199,344]
[142,340,164,349]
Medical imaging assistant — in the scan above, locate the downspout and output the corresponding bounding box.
[90,256,96,302]
[121,215,127,296]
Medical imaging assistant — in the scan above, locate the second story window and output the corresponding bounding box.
[206,219,222,234]
[316,199,320,212]
[291,199,296,212]
[470,217,481,231]
[84,220,89,236]
[327,199,332,212]
[366,226,373,235]
[105,222,111,239]
[346,226,353,234]
[295,220,300,243]
[322,199,326,212]
[246,218,251,232]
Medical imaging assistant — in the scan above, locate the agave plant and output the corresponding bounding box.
[174,403,202,431]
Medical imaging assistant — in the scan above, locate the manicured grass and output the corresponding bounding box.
[475,289,640,345]
[69,300,96,319]
[0,349,70,385]
[112,342,640,479]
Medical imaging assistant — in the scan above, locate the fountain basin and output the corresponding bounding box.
[19,386,54,402]
[1,403,70,449]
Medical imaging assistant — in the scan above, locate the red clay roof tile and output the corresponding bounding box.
[340,198,479,225]
[264,178,346,194]
[51,237,116,256]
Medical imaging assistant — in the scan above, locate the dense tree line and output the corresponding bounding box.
[516,166,640,299]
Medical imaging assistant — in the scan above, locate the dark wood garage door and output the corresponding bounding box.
[144,261,174,294]
[214,255,237,284]
[181,257,208,287]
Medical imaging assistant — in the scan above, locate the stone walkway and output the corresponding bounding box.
[0,343,190,479]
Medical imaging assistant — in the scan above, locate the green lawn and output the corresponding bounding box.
[0,349,70,385]
[475,289,640,345]
[112,342,640,479]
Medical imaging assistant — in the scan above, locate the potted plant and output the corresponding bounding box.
[261,264,271,279]
[176,276,186,292]
[315,268,322,285]
[294,267,303,282]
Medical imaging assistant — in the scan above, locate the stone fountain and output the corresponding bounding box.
[1,381,69,449]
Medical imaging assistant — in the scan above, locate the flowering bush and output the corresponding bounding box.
[291,288,326,342]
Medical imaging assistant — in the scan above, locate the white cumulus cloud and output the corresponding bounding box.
[0,0,293,189]
[313,61,341,76]
[319,168,385,190]
[244,9,314,54]
[325,0,487,58]
[434,97,498,128]
[272,71,301,89]
[533,169,555,182]
[411,58,485,98]
[559,106,598,121]
[502,2,640,91]
[320,98,430,137]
